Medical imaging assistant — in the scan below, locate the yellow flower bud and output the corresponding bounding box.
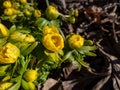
[84,40,93,46]
[20,0,27,5]
[43,26,59,35]
[24,35,35,43]
[42,33,64,52]
[4,8,14,16]
[74,9,79,17]
[12,9,20,14]
[34,9,41,18]
[68,16,76,24]
[45,5,59,20]
[0,23,9,38]
[3,1,12,8]
[23,70,38,82]
[24,9,32,16]
[0,82,13,90]
[28,82,36,90]
[0,43,20,64]
[68,34,84,49]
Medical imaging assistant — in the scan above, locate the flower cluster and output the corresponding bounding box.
[0,0,98,89]
[1,0,41,23]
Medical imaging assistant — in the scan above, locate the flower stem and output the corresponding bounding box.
[45,0,49,6]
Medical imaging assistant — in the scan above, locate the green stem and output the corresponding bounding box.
[45,0,49,6]
[59,12,69,20]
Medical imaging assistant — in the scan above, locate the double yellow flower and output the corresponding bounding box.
[0,43,20,64]
[68,34,84,49]
[42,26,64,52]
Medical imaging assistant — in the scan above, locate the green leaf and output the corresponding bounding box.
[0,71,6,76]
[19,55,31,75]
[8,81,21,90]
[84,51,96,56]
[11,61,18,77]
[50,19,61,27]
[1,16,10,20]
[11,76,21,82]
[77,59,90,69]
[0,37,8,46]
[72,50,91,69]
[0,65,10,72]
[19,55,25,68]
[9,25,16,34]
[35,17,49,29]
[62,51,73,61]
[21,79,29,90]
[22,42,38,56]
[38,71,50,84]
[78,46,98,55]
[20,43,31,53]
[79,46,98,52]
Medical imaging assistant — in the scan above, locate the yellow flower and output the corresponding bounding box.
[4,8,14,16]
[0,43,20,64]
[3,1,12,8]
[45,5,59,20]
[43,26,59,35]
[0,23,9,38]
[34,9,41,18]
[24,9,32,16]
[20,0,27,5]
[68,34,84,49]
[23,70,38,82]
[0,82,13,90]
[42,33,64,52]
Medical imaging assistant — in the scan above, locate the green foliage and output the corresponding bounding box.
[0,0,98,89]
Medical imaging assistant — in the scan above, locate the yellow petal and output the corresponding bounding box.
[42,34,64,52]
[68,34,84,49]
[0,43,20,64]
[43,26,59,35]
[0,23,9,37]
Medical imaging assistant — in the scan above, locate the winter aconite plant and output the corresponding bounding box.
[0,0,98,89]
